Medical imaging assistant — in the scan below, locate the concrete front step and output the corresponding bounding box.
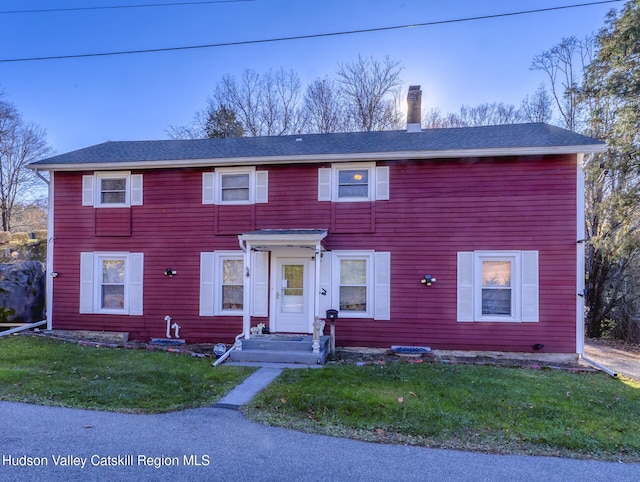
[229,335,330,364]
[241,335,328,351]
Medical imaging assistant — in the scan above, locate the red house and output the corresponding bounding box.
[30,90,605,360]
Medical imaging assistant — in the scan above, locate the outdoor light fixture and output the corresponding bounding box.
[51,272,59,278]
[164,268,177,277]
[421,275,436,286]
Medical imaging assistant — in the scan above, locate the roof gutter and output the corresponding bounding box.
[28,145,608,172]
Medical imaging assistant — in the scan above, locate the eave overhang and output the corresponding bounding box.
[239,229,328,251]
[28,144,608,172]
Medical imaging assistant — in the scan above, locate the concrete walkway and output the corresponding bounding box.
[215,362,322,409]
[1,401,639,482]
[215,367,284,409]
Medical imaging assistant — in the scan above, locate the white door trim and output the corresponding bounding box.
[270,252,315,333]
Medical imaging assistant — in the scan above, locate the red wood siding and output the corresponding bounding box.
[51,155,578,352]
[95,208,131,236]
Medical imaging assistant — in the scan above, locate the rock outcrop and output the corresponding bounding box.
[0,261,46,324]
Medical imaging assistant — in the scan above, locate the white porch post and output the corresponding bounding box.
[312,242,323,353]
[243,241,252,340]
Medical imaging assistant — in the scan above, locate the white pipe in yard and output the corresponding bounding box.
[212,332,244,367]
[0,320,47,338]
[580,354,618,378]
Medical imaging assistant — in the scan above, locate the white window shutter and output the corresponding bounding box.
[319,251,333,316]
[199,252,216,316]
[375,166,390,201]
[79,252,94,313]
[130,174,143,206]
[457,252,474,322]
[374,252,391,320]
[318,168,332,201]
[202,172,216,205]
[252,251,269,316]
[82,175,94,206]
[255,171,268,203]
[128,253,144,315]
[521,251,539,322]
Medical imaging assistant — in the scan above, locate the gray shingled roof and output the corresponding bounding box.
[29,123,606,170]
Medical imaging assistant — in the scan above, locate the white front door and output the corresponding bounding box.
[272,256,314,333]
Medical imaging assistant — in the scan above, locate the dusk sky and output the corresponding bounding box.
[0,0,625,156]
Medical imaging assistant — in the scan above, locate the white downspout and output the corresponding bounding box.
[577,155,617,378]
[37,169,54,331]
[239,238,251,340]
[576,153,586,356]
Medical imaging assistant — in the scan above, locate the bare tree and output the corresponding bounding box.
[0,98,52,232]
[336,55,404,131]
[519,84,554,123]
[303,78,347,133]
[210,68,303,137]
[531,36,595,131]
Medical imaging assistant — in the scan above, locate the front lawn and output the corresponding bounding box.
[245,361,640,462]
[0,335,254,413]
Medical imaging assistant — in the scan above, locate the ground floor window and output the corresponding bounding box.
[221,257,244,311]
[332,251,374,318]
[80,252,144,315]
[457,250,538,322]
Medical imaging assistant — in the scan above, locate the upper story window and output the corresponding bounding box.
[202,167,268,205]
[100,176,127,205]
[318,163,389,202]
[221,172,251,202]
[82,171,143,208]
[338,169,369,199]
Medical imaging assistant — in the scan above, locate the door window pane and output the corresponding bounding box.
[282,264,304,313]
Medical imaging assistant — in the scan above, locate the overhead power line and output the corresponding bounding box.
[0,0,255,15]
[0,0,624,64]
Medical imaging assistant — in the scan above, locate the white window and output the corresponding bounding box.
[199,251,244,316]
[318,163,389,202]
[82,172,143,208]
[221,256,244,312]
[202,167,268,205]
[328,251,390,320]
[80,252,144,315]
[457,250,539,322]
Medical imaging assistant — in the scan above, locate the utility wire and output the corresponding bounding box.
[0,0,624,63]
[0,0,255,15]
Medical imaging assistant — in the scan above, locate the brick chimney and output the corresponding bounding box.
[407,85,422,133]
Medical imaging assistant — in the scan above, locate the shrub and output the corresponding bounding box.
[10,232,29,244]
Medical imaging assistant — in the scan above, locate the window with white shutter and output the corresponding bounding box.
[79,252,144,315]
[457,250,539,322]
[82,172,143,208]
[318,163,390,202]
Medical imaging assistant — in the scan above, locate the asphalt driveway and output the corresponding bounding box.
[1,401,639,482]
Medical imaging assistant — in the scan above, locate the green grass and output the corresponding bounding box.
[245,362,640,462]
[0,335,254,413]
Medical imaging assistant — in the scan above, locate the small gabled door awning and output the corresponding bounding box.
[238,229,328,251]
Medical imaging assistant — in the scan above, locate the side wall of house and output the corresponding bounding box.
[51,154,577,352]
